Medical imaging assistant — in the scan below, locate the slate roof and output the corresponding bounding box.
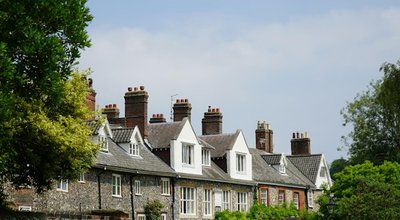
[112,128,134,143]
[287,154,322,184]
[147,120,186,149]
[198,131,239,157]
[250,148,315,188]
[95,138,175,176]
[86,120,102,135]
[261,154,283,165]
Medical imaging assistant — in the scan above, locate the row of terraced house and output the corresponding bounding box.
[7,83,332,219]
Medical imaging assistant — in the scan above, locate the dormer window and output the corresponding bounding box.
[130,143,139,156]
[279,163,286,174]
[236,154,246,173]
[182,143,194,166]
[98,136,108,151]
[320,166,326,177]
[202,149,211,166]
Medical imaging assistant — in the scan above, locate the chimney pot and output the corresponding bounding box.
[113,104,117,108]
[176,99,180,103]
[296,132,300,139]
[153,114,156,118]
[128,87,132,92]
[185,99,188,103]
[140,86,145,90]
[160,113,164,118]
[292,132,296,139]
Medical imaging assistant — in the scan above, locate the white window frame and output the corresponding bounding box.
[135,180,141,195]
[112,174,121,197]
[279,163,286,174]
[56,179,68,192]
[202,149,211,166]
[161,213,167,220]
[129,142,139,156]
[293,192,300,209]
[222,190,231,210]
[98,135,108,151]
[182,143,194,166]
[320,166,326,177]
[137,214,146,220]
[161,178,171,195]
[236,154,246,173]
[260,188,268,205]
[203,189,212,216]
[307,190,314,207]
[78,173,85,183]
[237,192,248,211]
[278,190,285,204]
[18,206,32,211]
[180,187,196,215]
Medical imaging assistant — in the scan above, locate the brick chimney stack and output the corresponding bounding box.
[150,113,167,124]
[86,78,96,114]
[173,98,192,122]
[124,86,148,138]
[202,106,223,135]
[255,121,273,153]
[102,104,120,120]
[291,132,311,155]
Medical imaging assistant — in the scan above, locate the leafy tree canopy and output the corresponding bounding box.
[329,158,349,181]
[341,60,400,165]
[327,161,400,219]
[0,0,97,198]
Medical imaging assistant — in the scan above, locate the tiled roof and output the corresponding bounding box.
[287,154,322,184]
[250,148,315,188]
[147,120,186,149]
[95,138,175,176]
[198,139,215,150]
[199,131,239,157]
[112,128,134,143]
[86,120,102,135]
[261,154,282,165]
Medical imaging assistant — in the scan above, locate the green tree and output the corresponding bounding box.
[329,161,400,219]
[329,158,348,181]
[0,0,98,205]
[341,60,400,165]
[144,199,164,220]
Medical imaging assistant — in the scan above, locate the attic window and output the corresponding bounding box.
[130,143,139,156]
[320,167,326,177]
[182,143,194,166]
[98,136,108,151]
[202,149,211,166]
[279,163,286,174]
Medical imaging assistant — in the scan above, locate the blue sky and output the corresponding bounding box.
[79,1,400,163]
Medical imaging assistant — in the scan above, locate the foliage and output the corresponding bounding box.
[144,199,164,220]
[0,0,97,207]
[329,158,349,181]
[216,203,318,220]
[328,161,400,219]
[341,60,400,165]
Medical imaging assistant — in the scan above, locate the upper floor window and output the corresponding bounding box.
[161,178,170,195]
[180,187,196,215]
[222,190,231,210]
[307,190,314,207]
[56,180,68,192]
[293,192,300,209]
[135,180,141,195]
[278,190,285,204]
[202,149,211,166]
[78,173,85,183]
[237,192,248,211]
[112,174,121,197]
[182,144,194,166]
[236,154,246,173]
[130,143,139,156]
[98,136,108,151]
[203,189,212,216]
[320,167,326,177]
[260,188,268,205]
[137,214,146,220]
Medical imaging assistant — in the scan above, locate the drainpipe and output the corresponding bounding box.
[171,175,179,220]
[97,167,107,210]
[130,175,135,220]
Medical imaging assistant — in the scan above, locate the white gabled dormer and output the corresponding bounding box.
[170,118,202,175]
[112,126,144,158]
[315,154,333,188]
[91,119,113,152]
[226,130,252,181]
[276,155,287,175]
